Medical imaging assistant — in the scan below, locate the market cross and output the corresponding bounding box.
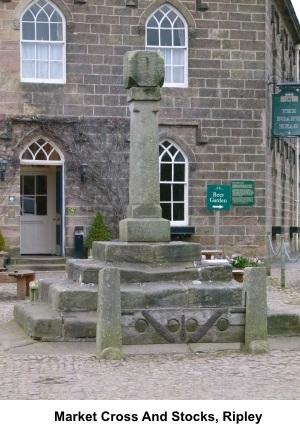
[206,185,231,211]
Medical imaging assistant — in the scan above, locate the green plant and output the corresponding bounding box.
[228,255,264,269]
[0,231,5,251]
[86,211,110,250]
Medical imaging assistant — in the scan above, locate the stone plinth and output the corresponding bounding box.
[92,241,201,264]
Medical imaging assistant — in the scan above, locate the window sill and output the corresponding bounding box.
[170,226,195,236]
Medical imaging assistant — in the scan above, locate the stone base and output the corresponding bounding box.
[14,281,245,343]
[92,241,201,264]
[119,218,170,242]
[12,239,246,344]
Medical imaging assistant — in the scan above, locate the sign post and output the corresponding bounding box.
[206,185,231,250]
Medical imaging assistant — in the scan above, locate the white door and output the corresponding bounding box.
[20,169,55,254]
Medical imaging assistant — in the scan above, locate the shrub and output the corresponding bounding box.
[0,231,5,251]
[86,211,110,250]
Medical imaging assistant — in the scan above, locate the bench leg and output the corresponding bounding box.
[17,278,27,300]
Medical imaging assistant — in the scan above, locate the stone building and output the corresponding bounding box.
[0,0,299,258]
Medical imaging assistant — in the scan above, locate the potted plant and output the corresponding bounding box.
[228,255,264,282]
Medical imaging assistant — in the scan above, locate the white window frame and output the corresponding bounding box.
[159,140,189,226]
[146,4,188,88]
[20,0,66,84]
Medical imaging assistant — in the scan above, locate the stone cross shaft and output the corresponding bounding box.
[119,50,170,242]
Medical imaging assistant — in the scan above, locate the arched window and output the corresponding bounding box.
[159,141,188,225]
[146,4,188,87]
[21,0,66,83]
[20,137,64,164]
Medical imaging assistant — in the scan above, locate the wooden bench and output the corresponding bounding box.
[7,270,35,300]
[202,249,223,260]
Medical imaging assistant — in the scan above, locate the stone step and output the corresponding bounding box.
[13,302,246,343]
[7,256,66,272]
[66,258,232,285]
[38,277,243,312]
[13,300,300,343]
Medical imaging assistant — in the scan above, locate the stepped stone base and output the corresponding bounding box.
[13,240,244,343]
[14,279,244,342]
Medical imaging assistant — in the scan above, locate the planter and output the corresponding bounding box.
[232,269,244,283]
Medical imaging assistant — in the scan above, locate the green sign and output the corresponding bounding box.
[8,196,15,205]
[231,180,255,206]
[272,89,300,137]
[207,185,231,211]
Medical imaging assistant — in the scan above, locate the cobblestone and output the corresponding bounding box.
[0,268,300,400]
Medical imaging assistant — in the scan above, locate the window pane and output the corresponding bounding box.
[23,197,35,214]
[161,203,171,220]
[165,66,172,83]
[161,5,170,14]
[169,146,177,156]
[174,17,185,29]
[22,60,35,78]
[24,176,35,194]
[161,164,172,181]
[50,44,62,60]
[36,196,47,215]
[35,142,48,157]
[50,61,63,79]
[22,148,34,159]
[160,183,171,201]
[161,17,171,28]
[173,29,185,46]
[175,152,185,162]
[37,43,49,59]
[161,151,171,162]
[173,203,184,221]
[161,29,172,46]
[168,10,177,23]
[173,49,184,65]
[174,163,185,181]
[50,23,63,41]
[173,66,184,83]
[23,22,35,40]
[36,10,48,22]
[37,22,49,40]
[147,29,159,46]
[161,49,171,64]
[148,17,158,27]
[36,175,47,194]
[154,10,164,21]
[30,3,41,16]
[23,10,34,21]
[22,43,35,59]
[173,184,184,201]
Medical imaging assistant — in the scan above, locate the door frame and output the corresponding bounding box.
[19,138,65,256]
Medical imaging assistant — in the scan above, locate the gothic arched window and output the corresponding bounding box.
[146,4,188,87]
[21,0,66,83]
[159,141,188,225]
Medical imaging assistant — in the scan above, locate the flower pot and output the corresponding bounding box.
[232,269,244,283]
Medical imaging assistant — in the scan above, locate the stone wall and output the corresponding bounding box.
[0,0,299,256]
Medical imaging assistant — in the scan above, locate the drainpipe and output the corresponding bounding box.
[295,45,300,250]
